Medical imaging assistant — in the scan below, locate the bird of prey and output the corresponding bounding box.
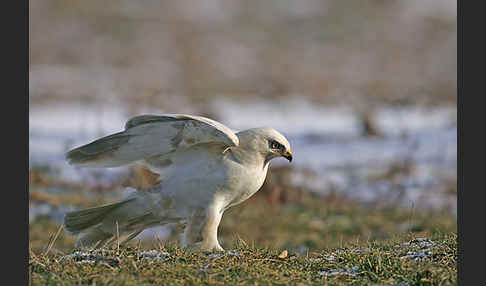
[63,114,292,252]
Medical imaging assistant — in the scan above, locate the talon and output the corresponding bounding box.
[185,242,224,253]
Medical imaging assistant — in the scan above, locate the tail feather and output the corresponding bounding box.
[64,199,134,235]
[63,192,176,248]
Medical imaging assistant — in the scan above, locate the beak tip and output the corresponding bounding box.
[282,150,293,162]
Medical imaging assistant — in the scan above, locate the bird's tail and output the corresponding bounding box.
[63,199,140,248]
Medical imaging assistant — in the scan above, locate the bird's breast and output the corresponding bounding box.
[219,159,269,208]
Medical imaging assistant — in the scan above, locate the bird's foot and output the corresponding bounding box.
[186,242,225,253]
[203,244,225,253]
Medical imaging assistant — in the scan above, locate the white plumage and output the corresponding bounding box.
[63,114,292,252]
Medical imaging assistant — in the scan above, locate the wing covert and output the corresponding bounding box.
[66,114,238,168]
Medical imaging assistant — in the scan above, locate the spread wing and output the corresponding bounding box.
[66,114,239,168]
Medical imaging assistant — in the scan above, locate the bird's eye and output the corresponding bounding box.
[271,141,280,149]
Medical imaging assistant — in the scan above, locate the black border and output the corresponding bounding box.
[8,0,29,284]
[459,0,480,284]
[25,1,29,285]
[457,0,462,284]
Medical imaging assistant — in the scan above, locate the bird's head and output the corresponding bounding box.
[237,127,293,163]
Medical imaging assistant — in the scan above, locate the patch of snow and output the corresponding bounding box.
[139,250,170,262]
[61,250,119,266]
[318,266,360,277]
[399,238,436,261]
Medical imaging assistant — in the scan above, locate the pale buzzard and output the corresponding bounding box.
[63,114,292,252]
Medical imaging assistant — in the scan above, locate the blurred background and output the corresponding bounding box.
[29,0,456,253]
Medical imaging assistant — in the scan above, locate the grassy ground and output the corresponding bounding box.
[29,190,457,285]
[29,232,456,285]
[29,165,457,284]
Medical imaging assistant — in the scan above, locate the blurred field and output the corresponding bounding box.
[30,0,456,108]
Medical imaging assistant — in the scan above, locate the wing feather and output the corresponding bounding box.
[66,114,239,168]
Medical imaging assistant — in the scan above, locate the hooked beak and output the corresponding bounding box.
[283,149,293,162]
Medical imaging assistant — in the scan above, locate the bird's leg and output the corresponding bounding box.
[180,209,204,248]
[200,206,224,252]
[181,202,224,252]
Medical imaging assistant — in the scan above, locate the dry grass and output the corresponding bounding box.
[29,232,457,285]
[29,162,457,284]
